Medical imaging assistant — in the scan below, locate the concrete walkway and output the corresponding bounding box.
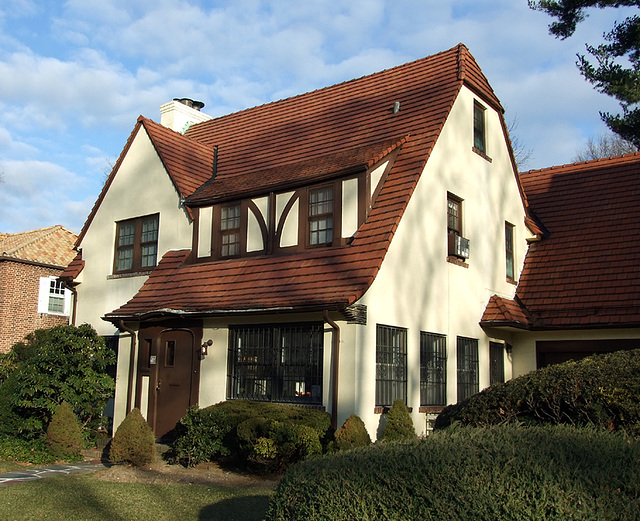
[0,461,111,487]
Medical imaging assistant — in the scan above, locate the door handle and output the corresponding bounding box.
[156,379,162,392]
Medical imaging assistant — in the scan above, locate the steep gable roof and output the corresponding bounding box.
[489,152,640,330]
[0,225,77,268]
[104,44,513,322]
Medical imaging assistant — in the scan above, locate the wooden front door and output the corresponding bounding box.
[136,326,201,440]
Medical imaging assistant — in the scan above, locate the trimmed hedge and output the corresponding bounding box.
[265,424,640,520]
[381,399,416,442]
[109,408,155,467]
[332,414,371,451]
[0,436,56,465]
[170,400,332,470]
[435,348,640,434]
[46,402,84,461]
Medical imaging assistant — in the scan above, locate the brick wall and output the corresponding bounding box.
[0,260,70,353]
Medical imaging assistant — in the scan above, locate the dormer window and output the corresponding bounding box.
[308,186,334,246]
[220,203,241,257]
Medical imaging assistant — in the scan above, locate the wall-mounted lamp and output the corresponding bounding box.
[201,339,213,357]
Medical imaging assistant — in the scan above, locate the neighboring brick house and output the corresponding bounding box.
[0,225,77,353]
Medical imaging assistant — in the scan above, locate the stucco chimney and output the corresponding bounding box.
[160,98,213,133]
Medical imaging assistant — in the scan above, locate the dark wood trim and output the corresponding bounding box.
[274,190,302,254]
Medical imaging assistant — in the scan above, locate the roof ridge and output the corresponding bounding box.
[523,150,640,175]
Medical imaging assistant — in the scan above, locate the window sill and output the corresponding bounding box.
[506,277,517,285]
[472,146,492,162]
[108,270,153,280]
[446,256,469,268]
[419,406,445,414]
[374,406,413,414]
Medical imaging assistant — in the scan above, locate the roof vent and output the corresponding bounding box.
[393,101,401,114]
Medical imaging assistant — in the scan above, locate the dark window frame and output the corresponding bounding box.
[375,324,407,407]
[227,323,324,405]
[457,336,479,402]
[447,193,462,237]
[505,222,515,282]
[420,332,447,406]
[473,101,486,154]
[219,203,242,257]
[490,341,505,385]
[308,185,335,246]
[114,214,159,274]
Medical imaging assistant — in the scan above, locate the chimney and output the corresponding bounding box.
[160,98,213,133]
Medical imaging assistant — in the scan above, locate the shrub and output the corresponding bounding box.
[265,424,640,520]
[109,408,155,467]
[0,324,115,440]
[170,400,332,470]
[381,399,416,442]
[435,348,640,434]
[0,436,56,465]
[333,414,371,451]
[46,402,84,461]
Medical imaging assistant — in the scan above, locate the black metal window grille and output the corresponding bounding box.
[490,341,505,385]
[457,336,479,402]
[227,323,323,405]
[375,324,407,407]
[420,332,447,406]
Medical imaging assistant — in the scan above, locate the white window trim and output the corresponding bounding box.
[38,276,72,316]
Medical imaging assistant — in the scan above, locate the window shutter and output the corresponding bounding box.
[37,277,50,313]
[63,286,72,316]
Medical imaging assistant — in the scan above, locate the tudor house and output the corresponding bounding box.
[63,44,535,439]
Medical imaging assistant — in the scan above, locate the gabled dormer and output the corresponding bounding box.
[188,138,405,261]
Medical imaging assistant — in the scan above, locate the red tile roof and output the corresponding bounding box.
[0,225,77,267]
[59,251,85,281]
[103,44,514,322]
[487,152,640,330]
[480,295,533,328]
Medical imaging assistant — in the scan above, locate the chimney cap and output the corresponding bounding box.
[173,98,205,111]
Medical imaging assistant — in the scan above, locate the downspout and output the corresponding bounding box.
[323,310,340,431]
[69,286,77,326]
[118,320,137,416]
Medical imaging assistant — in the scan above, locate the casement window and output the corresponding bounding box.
[227,323,324,405]
[37,276,71,316]
[505,222,515,281]
[420,332,447,406]
[473,101,486,154]
[457,336,479,402]
[375,324,407,407]
[220,203,242,257]
[114,214,159,273]
[308,186,334,246]
[490,341,505,386]
[447,193,469,259]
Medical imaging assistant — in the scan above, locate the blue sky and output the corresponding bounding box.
[0,0,635,234]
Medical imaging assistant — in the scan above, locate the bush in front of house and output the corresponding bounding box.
[46,402,84,461]
[109,408,155,467]
[434,348,640,434]
[170,400,332,470]
[0,436,56,465]
[332,414,371,451]
[265,424,640,520]
[0,324,115,441]
[381,399,417,442]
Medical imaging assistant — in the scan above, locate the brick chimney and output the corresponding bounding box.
[160,98,213,133]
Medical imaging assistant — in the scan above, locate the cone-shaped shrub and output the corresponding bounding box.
[381,399,416,442]
[46,401,83,460]
[334,414,371,451]
[110,408,155,467]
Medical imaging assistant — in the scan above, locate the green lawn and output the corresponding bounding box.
[2,473,274,521]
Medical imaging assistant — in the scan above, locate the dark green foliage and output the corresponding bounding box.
[170,400,332,470]
[0,324,115,440]
[529,1,640,146]
[46,402,84,461]
[333,414,371,451]
[381,399,416,442]
[109,408,155,467]
[0,436,56,465]
[266,424,640,520]
[435,349,640,434]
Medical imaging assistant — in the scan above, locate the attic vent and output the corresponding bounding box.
[393,101,401,114]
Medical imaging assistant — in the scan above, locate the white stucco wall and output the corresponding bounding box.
[352,86,528,437]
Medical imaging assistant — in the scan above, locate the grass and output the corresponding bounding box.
[1,473,274,521]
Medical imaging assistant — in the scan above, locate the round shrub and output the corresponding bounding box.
[109,408,155,467]
[265,424,640,520]
[435,348,640,434]
[46,401,84,461]
[381,399,416,442]
[333,414,371,451]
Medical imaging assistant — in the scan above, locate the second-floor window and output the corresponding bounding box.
[38,276,71,316]
[505,222,515,281]
[308,186,334,246]
[114,214,159,273]
[220,204,241,257]
[447,194,462,237]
